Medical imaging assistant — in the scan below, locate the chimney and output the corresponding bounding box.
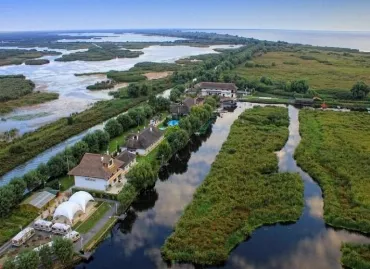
[101,156,104,162]
[150,127,152,132]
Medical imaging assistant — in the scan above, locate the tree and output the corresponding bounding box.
[53,237,74,265]
[204,96,217,108]
[157,140,172,161]
[179,117,192,135]
[170,89,181,102]
[128,108,145,126]
[0,185,16,217]
[140,84,149,96]
[127,84,140,98]
[117,183,137,208]
[142,105,153,118]
[166,129,189,153]
[104,119,123,138]
[94,130,110,151]
[9,177,26,203]
[37,163,50,179]
[3,258,17,269]
[127,162,157,190]
[290,80,309,93]
[71,141,89,161]
[82,132,99,153]
[189,115,201,133]
[117,114,134,131]
[351,81,369,99]
[175,85,186,93]
[23,170,43,190]
[47,153,67,178]
[17,249,39,269]
[39,244,53,269]
[156,96,171,111]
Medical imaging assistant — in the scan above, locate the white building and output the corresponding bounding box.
[196,82,237,98]
[68,152,135,192]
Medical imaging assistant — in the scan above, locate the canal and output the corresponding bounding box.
[75,104,370,269]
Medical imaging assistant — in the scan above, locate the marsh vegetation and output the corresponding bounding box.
[162,107,304,265]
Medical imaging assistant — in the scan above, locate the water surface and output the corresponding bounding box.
[75,105,370,269]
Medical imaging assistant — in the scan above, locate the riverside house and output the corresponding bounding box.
[196,82,237,98]
[123,125,164,156]
[68,152,136,192]
[170,97,196,117]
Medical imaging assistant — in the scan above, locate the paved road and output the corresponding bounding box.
[75,200,117,253]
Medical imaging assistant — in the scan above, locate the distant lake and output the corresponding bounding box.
[188,29,370,52]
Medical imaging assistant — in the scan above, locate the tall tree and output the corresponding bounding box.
[157,140,173,161]
[117,114,134,131]
[351,81,370,99]
[53,237,74,265]
[39,244,53,269]
[71,141,89,161]
[9,177,26,203]
[17,249,40,269]
[127,162,157,190]
[104,119,123,138]
[94,130,110,151]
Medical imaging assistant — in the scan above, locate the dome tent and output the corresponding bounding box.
[53,201,83,223]
[69,191,94,213]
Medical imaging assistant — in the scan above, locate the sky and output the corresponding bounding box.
[1,0,370,32]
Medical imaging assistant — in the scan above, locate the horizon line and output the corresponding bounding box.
[1,28,370,34]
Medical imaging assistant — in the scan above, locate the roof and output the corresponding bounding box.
[116,150,136,168]
[69,191,94,213]
[53,201,83,222]
[196,82,237,91]
[23,191,56,209]
[34,219,53,226]
[170,104,189,115]
[126,126,163,150]
[52,223,71,230]
[183,97,196,108]
[68,153,124,180]
[12,227,34,241]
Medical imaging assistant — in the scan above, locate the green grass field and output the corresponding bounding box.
[162,107,304,265]
[75,202,111,234]
[235,51,370,91]
[295,110,370,233]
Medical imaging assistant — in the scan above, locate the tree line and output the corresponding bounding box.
[3,237,74,269]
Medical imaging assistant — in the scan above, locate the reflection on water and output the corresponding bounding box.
[75,102,254,269]
[0,43,234,134]
[74,104,369,269]
[223,106,370,269]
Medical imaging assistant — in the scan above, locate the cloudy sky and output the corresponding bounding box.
[1,0,370,32]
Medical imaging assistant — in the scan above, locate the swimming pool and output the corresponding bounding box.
[167,120,179,127]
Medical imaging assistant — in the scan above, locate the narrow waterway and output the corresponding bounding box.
[222,106,370,269]
[75,105,370,269]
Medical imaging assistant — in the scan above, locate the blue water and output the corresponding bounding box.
[167,120,179,127]
[187,29,370,52]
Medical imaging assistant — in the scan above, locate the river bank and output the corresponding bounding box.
[74,104,370,269]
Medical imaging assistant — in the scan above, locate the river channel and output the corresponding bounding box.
[74,104,370,269]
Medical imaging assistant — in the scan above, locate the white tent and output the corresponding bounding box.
[53,201,83,223]
[69,191,94,213]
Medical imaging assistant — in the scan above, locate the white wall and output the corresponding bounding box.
[201,89,233,97]
[74,176,107,192]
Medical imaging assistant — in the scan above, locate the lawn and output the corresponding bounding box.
[162,107,304,265]
[0,207,38,245]
[235,51,370,91]
[75,202,112,234]
[295,110,370,233]
[83,216,117,252]
[60,176,74,191]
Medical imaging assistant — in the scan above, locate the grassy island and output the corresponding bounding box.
[162,107,304,265]
[24,59,50,65]
[0,75,58,114]
[0,49,60,66]
[295,110,370,233]
[55,46,143,62]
